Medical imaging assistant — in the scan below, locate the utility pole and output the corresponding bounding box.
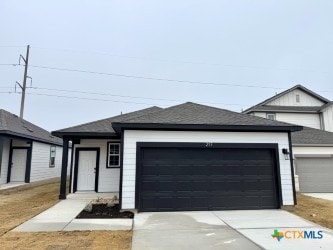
[16,45,30,118]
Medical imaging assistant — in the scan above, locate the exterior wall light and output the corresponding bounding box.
[282,148,290,160]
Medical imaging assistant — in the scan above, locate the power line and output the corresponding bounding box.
[0,63,19,66]
[29,86,248,106]
[0,90,246,109]
[30,46,330,75]
[26,92,167,106]
[2,61,333,93]
[0,91,18,94]
[0,45,25,48]
[28,64,287,90]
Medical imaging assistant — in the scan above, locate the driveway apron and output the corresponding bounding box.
[132,211,261,250]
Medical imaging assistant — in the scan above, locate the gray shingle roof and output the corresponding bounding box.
[52,106,162,136]
[118,102,302,128]
[0,109,62,145]
[245,105,322,113]
[291,126,333,145]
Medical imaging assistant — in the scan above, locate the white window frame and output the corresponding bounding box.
[49,145,56,168]
[296,94,300,103]
[107,142,120,168]
[266,113,276,120]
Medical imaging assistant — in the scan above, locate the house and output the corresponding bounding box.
[243,84,333,131]
[0,109,64,186]
[53,102,302,212]
[243,85,333,193]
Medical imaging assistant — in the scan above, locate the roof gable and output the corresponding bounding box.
[266,88,326,107]
[0,109,62,145]
[243,85,330,113]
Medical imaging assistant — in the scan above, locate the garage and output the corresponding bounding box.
[136,143,281,212]
[296,157,333,193]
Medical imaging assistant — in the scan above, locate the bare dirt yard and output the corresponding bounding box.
[290,193,333,230]
[0,180,132,249]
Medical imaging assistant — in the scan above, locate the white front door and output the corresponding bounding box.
[11,149,28,182]
[77,150,97,191]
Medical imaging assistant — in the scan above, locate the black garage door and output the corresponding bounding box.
[136,143,280,212]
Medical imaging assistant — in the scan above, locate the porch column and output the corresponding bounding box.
[59,137,69,199]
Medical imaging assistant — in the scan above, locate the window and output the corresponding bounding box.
[296,94,300,103]
[107,143,120,168]
[49,146,56,168]
[266,113,276,120]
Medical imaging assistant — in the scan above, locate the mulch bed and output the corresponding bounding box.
[76,204,134,219]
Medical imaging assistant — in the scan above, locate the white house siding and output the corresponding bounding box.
[122,130,294,209]
[72,139,120,193]
[275,113,321,129]
[252,112,266,118]
[30,141,63,182]
[0,138,10,184]
[250,112,321,129]
[293,146,333,156]
[322,105,333,132]
[267,89,325,107]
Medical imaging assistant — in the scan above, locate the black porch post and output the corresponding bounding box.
[59,137,69,199]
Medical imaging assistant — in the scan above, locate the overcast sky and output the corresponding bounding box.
[1,1,332,131]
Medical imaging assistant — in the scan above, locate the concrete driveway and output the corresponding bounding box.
[132,211,260,250]
[132,210,333,250]
[303,193,333,201]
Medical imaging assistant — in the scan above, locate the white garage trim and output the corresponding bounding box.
[121,130,295,209]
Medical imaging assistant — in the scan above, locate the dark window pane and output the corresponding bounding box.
[109,155,119,166]
[50,157,55,167]
[110,144,120,154]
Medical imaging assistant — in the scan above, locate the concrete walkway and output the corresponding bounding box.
[132,210,333,250]
[13,198,132,232]
[303,193,333,201]
[0,182,25,190]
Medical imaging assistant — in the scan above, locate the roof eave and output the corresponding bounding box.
[245,109,319,114]
[0,130,62,146]
[112,122,303,133]
[51,131,120,139]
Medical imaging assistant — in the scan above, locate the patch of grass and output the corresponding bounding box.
[0,181,132,249]
[290,193,333,229]
[1,231,132,250]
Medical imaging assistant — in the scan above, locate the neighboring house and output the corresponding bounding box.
[243,85,333,193]
[0,109,64,185]
[243,84,333,131]
[53,102,302,212]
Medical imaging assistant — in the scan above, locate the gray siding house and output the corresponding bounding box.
[53,102,301,212]
[244,85,333,193]
[0,109,64,185]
